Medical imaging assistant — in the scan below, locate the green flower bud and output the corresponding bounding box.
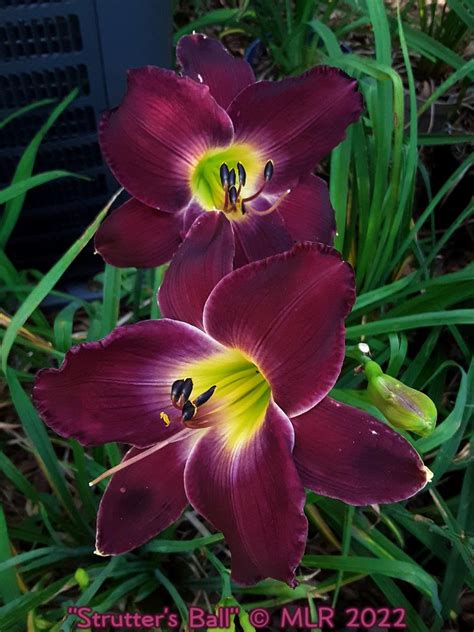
[74,567,89,590]
[365,361,437,437]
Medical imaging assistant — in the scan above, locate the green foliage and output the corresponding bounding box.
[1,1,472,629]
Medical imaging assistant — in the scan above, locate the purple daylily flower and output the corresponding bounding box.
[95,34,362,269]
[33,244,430,586]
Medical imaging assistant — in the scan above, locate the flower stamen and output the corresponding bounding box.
[219,163,230,187]
[241,160,274,204]
[182,384,217,424]
[227,185,238,210]
[171,377,193,408]
[218,159,276,216]
[194,385,217,407]
[237,162,246,188]
[171,378,217,424]
[182,400,197,422]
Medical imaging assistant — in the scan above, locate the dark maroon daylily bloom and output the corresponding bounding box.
[33,244,430,586]
[95,34,361,270]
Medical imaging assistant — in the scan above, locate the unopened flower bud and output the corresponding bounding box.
[365,361,437,437]
[74,567,90,589]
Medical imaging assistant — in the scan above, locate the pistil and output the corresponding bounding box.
[88,427,195,487]
[247,189,291,216]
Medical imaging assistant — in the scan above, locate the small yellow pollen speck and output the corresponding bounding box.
[160,412,171,427]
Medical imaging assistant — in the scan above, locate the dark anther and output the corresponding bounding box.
[229,185,238,206]
[182,400,197,422]
[229,168,236,187]
[237,162,246,187]
[264,160,274,181]
[179,377,193,406]
[220,163,230,187]
[194,385,216,408]
[171,379,185,405]
[241,202,246,215]
[172,377,193,407]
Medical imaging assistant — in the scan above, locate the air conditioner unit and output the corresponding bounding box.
[0,0,171,276]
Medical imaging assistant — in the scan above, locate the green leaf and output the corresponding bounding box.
[0,452,39,502]
[53,301,85,352]
[101,264,122,337]
[173,9,254,43]
[303,555,441,613]
[4,370,89,532]
[398,23,474,79]
[0,98,55,131]
[447,0,474,29]
[430,359,474,481]
[60,558,120,632]
[0,546,91,575]
[346,310,474,337]
[144,533,224,553]
[0,90,79,247]
[0,505,21,605]
[417,133,474,145]
[0,170,88,206]
[373,576,430,632]
[155,568,189,624]
[1,189,121,372]
[0,577,72,628]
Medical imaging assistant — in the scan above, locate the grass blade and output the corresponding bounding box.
[0,171,88,206]
[0,90,78,247]
[1,189,121,372]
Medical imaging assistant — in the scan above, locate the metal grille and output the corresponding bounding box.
[0,1,63,7]
[0,14,82,60]
[0,105,96,147]
[0,64,90,107]
[0,141,102,175]
[0,0,171,278]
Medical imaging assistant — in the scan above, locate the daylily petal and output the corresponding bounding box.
[278,175,336,245]
[184,401,307,586]
[159,212,235,329]
[100,67,234,211]
[94,198,183,268]
[228,66,362,194]
[181,200,205,236]
[33,320,224,447]
[177,33,255,110]
[203,243,355,417]
[232,203,292,268]
[96,437,193,555]
[292,397,430,505]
